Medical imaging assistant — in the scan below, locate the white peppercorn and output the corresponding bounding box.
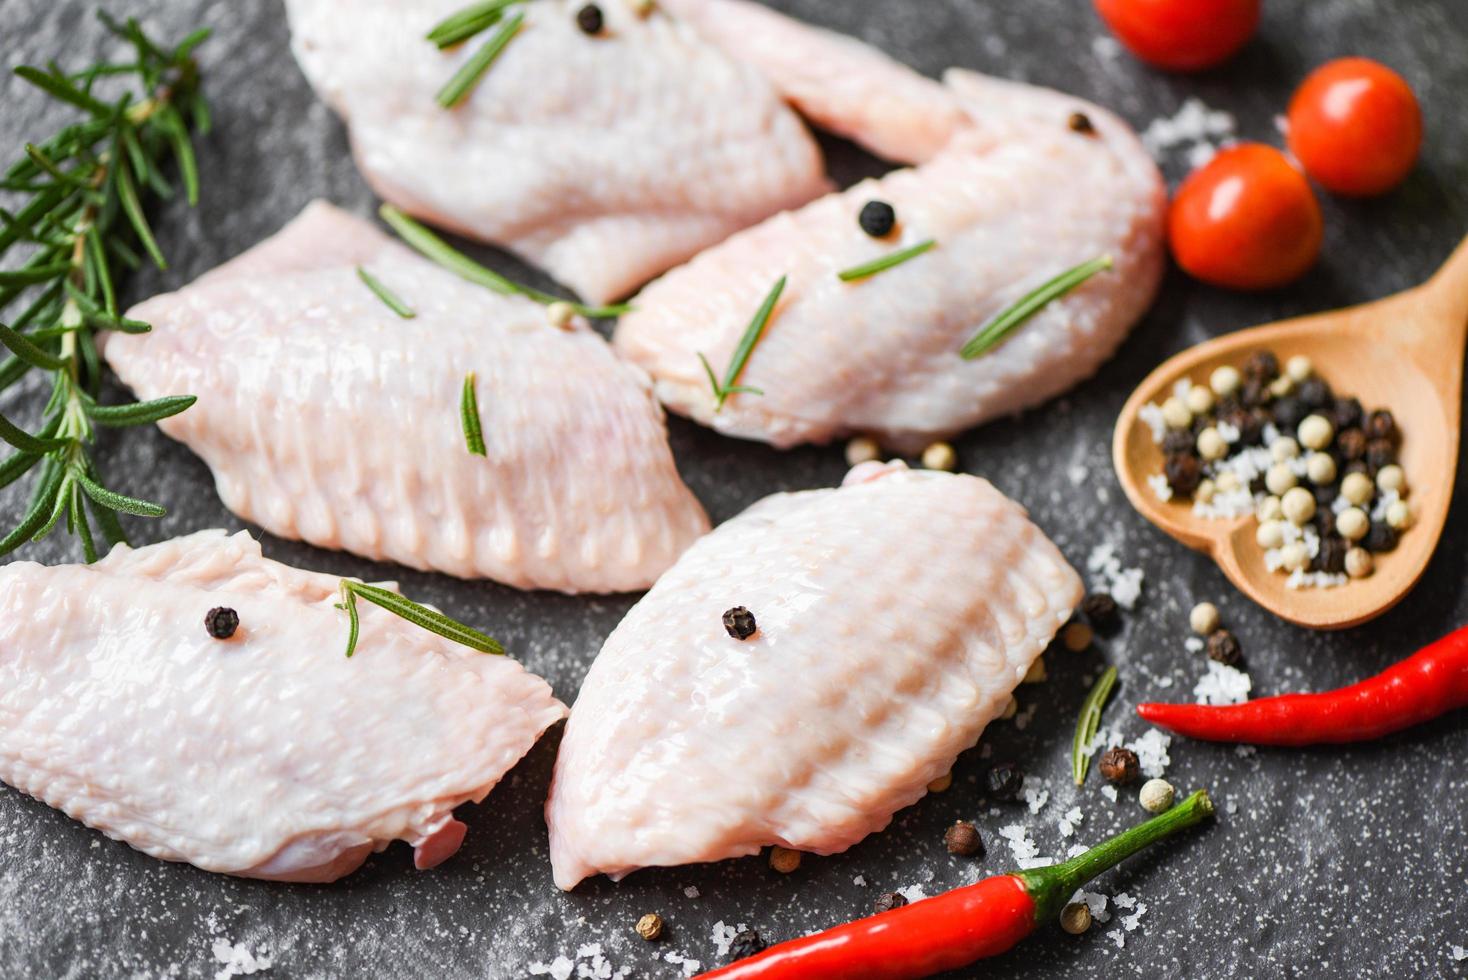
[921,441,957,472]
[1161,397,1192,430]
[1196,479,1217,504]
[1138,778,1175,813]
[1185,384,1215,416]
[1282,487,1316,525]
[1265,462,1298,497]
[1197,427,1228,461]
[845,436,881,467]
[1189,602,1220,635]
[1280,541,1310,571]
[1298,414,1334,451]
[1340,471,1374,506]
[1336,507,1369,541]
[1386,499,1412,529]
[1256,520,1286,549]
[1376,464,1406,495]
[1305,452,1337,485]
[1345,547,1374,578]
[1210,365,1241,397]
[1268,375,1294,398]
[1270,436,1300,463]
[1215,471,1242,493]
[1285,355,1313,382]
[1257,496,1283,522]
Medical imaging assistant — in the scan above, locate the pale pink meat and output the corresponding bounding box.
[545,464,1082,889]
[284,0,830,305]
[615,0,1166,451]
[0,531,567,882]
[105,202,709,593]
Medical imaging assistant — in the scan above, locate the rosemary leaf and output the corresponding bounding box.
[0,261,72,287]
[0,463,62,558]
[115,155,167,269]
[340,583,363,658]
[69,489,97,563]
[12,65,111,116]
[33,473,75,541]
[461,371,487,456]
[0,412,63,454]
[356,265,416,319]
[426,0,521,47]
[962,255,1113,360]
[698,275,785,411]
[0,320,66,370]
[88,493,128,547]
[435,11,524,109]
[86,394,196,427]
[378,204,631,318]
[339,580,504,658]
[76,472,166,517]
[837,239,936,282]
[1073,665,1119,786]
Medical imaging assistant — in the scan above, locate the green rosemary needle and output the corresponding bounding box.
[697,275,785,411]
[1073,665,1119,786]
[435,10,526,109]
[961,255,1113,360]
[0,12,209,562]
[378,204,631,318]
[426,0,523,48]
[837,238,937,282]
[356,265,416,318]
[338,579,504,658]
[461,371,487,456]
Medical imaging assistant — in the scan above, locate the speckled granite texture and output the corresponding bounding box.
[2,1,1466,977]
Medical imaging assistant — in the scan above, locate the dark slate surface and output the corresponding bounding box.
[2,1,1467,977]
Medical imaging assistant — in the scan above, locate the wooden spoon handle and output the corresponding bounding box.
[1423,232,1468,349]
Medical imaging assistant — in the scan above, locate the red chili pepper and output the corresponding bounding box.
[1138,626,1468,745]
[699,790,1215,980]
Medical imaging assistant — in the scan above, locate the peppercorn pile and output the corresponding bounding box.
[1142,350,1412,588]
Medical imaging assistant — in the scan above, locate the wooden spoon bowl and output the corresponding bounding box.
[1114,236,1468,629]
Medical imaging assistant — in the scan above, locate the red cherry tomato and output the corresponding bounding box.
[1287,58,1422,197]
[1168,144,1323,290]
[1094,0,1259,72]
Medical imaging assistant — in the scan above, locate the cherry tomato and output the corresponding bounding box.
[1094,0,1259,72]
[1287,58,1422,197]
[1168,144,1323,290]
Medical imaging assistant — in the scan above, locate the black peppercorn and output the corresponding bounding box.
[1079,592,1120,633]
[1331,397,1363,432]
[1240,378,1270,408]
[1365,409,1396,442]
[1248,474,1268,497]
[576,3,605,34]
[1343,459,1369,477]
[1098,746,1141,785]
[723,606,757,640]
[858,200,897,238]
[943,821,984,857]
[1364,521,1399,553]
[1313,535,1348,574]
[1067,111,1097,135]
[728,930,766,962]
[1336,427,1367,461]
[1164,452,1202,496]
[873,891,908,914]
[1162,428,1196,455]
[1365,438,1396,475]
[1206,628,1243,667]
[204,607,239,640]
[1244,350,1280,382]
[1296,377,1331,409]
[1312,481,1339,509]
[1271,397,1307,434]
[986,762,1024,801]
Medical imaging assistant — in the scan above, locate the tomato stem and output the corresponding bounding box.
[1018,788,1215,921]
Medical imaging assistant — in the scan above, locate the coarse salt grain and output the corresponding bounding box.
[1451,945,1468,962]
[998,824,1040,864]
[1024,784,1050,814]
[711,922,747,958]
[1194,660,1252,705]
[1140,97,1237,162]
[1184,637,1204,653]
[853,875,866,887]
[1101,784,1119,802]
[212,940,272,980]
[683,886,700,899]
[1147,473,1173,502]
[1107,929,1127,949]
[896,884,927,903]
[1057,806,1084,838]
[1126,729,1172,779]
[1139,402,1167,443]
[527,956,575,980]
[1086,542,1144,609]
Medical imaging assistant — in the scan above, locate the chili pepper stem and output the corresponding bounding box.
[1018,789,1215,921]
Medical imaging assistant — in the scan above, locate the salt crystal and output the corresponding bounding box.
[1107,929,1127,949]
[1139,403,1166,443]
[1073,889,1111,923]
[1141,98,1237,162]
[211,940,272,980]
[998,824,1040,863]
[1235,745,1257,758]
[1101,785,1118,802]
[1091,35,1122,61]
[853,875,867,887]
[1451,945,1468,962]
[1121,903,1148,932]
[896,884,927,903]
[1066,843,1089,858]
[1057,806,1084,838]
[1184,637,1204,652]
[1024,784,1049,814]
[1147,473,1173,502]
[711,922,746,958]
[1113,892,1137,910]
[683,886,700,899]
[1126,729,1172,779]
[1194,660,1251,706]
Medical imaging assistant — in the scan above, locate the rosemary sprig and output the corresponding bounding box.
[697,275,785,411]
[435,11,526,109]
[338,579,504,658]
[837,238,936,282]
[426,0,524,48]
[461,371,487,456]
[356,265,416,318]
[378,204,631,318]
[0,12,209,562]
[1073,665,1119,786]
[961,255,1113,360]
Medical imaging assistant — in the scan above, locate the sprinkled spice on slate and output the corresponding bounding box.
[943,821,984,857]
[635,913,664,941]
[873,891,909,914]
[1206,629,1243,667]
[723,606,757,640]
[858,200,897,238]
[728,930,767,962]
[576,3,605,33]
[986,762,1024,801]
[1067,111,1096,135]
[1080,591,1120,632]
[1098,746,1141,785]
[205,607,239,640]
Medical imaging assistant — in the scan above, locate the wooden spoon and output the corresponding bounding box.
[1113,235,1468,629]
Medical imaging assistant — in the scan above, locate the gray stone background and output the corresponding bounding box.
[2,1,1466,977]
